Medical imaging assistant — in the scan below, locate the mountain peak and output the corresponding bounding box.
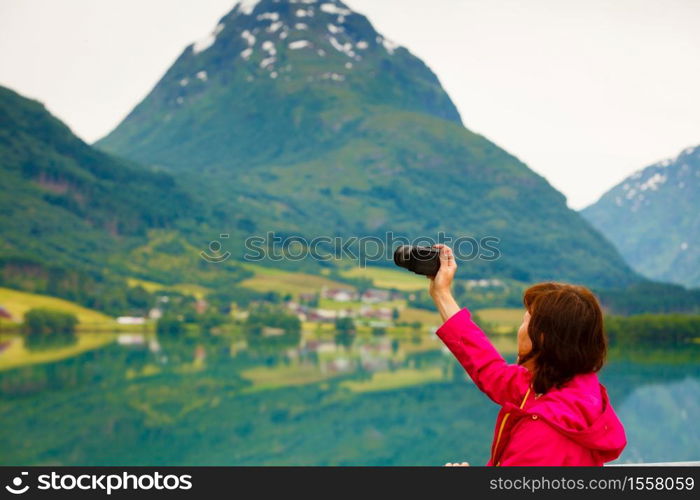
[602,144,700,213]
[186,0,411,86]
[582,143,700,287]
[98,0,463,166]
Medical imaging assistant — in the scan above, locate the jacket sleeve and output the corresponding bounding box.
[436,308,530,406]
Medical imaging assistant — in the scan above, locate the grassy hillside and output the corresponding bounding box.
[0,287,112,325]
[0,85,257,314]
[340,266,427,291]
[0,85,192,271]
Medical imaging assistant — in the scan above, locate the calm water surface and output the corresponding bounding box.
[1,330,698,465]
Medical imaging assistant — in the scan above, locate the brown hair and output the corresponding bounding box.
[520,282,607,395]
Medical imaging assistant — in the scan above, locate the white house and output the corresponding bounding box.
[116,316,146,325]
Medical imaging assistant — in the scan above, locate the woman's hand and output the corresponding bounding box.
[428,245,460,322]
[429,244,457,295]
[428,244,457,297]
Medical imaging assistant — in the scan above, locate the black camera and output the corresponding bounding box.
[393,245,441,276]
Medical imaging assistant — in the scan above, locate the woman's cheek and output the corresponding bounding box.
[518,326,532,355]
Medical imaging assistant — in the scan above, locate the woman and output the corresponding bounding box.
[429,245,626,466]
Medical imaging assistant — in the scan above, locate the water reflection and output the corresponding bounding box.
[24,330,77,351]
[0,328,698,465]
[616,377,700,463]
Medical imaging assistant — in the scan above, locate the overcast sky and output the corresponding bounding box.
[1,0,698,208]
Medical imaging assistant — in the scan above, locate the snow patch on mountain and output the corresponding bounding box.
[320,3,351,16]
[241,30,256,46]
[329,36,355,58]
[639,173,667,192]
[268,21,284,33]
[321,72,345,81]
[260,57,276,69]
[257,12,279,22]
[289,40,311,49]
[262,40,277,59]
[193,23,225,54]
[236,0,261,15]
[377,35,398,55]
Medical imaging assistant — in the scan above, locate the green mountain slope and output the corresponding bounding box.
[0,85,194,271]
[97,0,638,287]
[0,85,251,312]
[582,145,700,287]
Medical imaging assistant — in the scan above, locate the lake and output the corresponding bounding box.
[1,328,698,465]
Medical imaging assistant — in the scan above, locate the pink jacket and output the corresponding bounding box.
[436,308,627,466]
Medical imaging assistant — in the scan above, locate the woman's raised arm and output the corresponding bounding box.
[429,246,530,405]
[428,245,461,322]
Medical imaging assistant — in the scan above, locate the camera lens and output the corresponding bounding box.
[393,245,441,276]
[393,245,413,268]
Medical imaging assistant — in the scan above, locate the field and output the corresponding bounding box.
[239,263,354,295]
[127,278,211,299]
[398,307,442,327]
[340,266,427,291]
[0,287,113,325]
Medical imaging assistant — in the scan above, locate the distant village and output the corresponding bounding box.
[113,279,505,328]
[111,286,407,327]
[287,287,404,324]
[0,278,506,334]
